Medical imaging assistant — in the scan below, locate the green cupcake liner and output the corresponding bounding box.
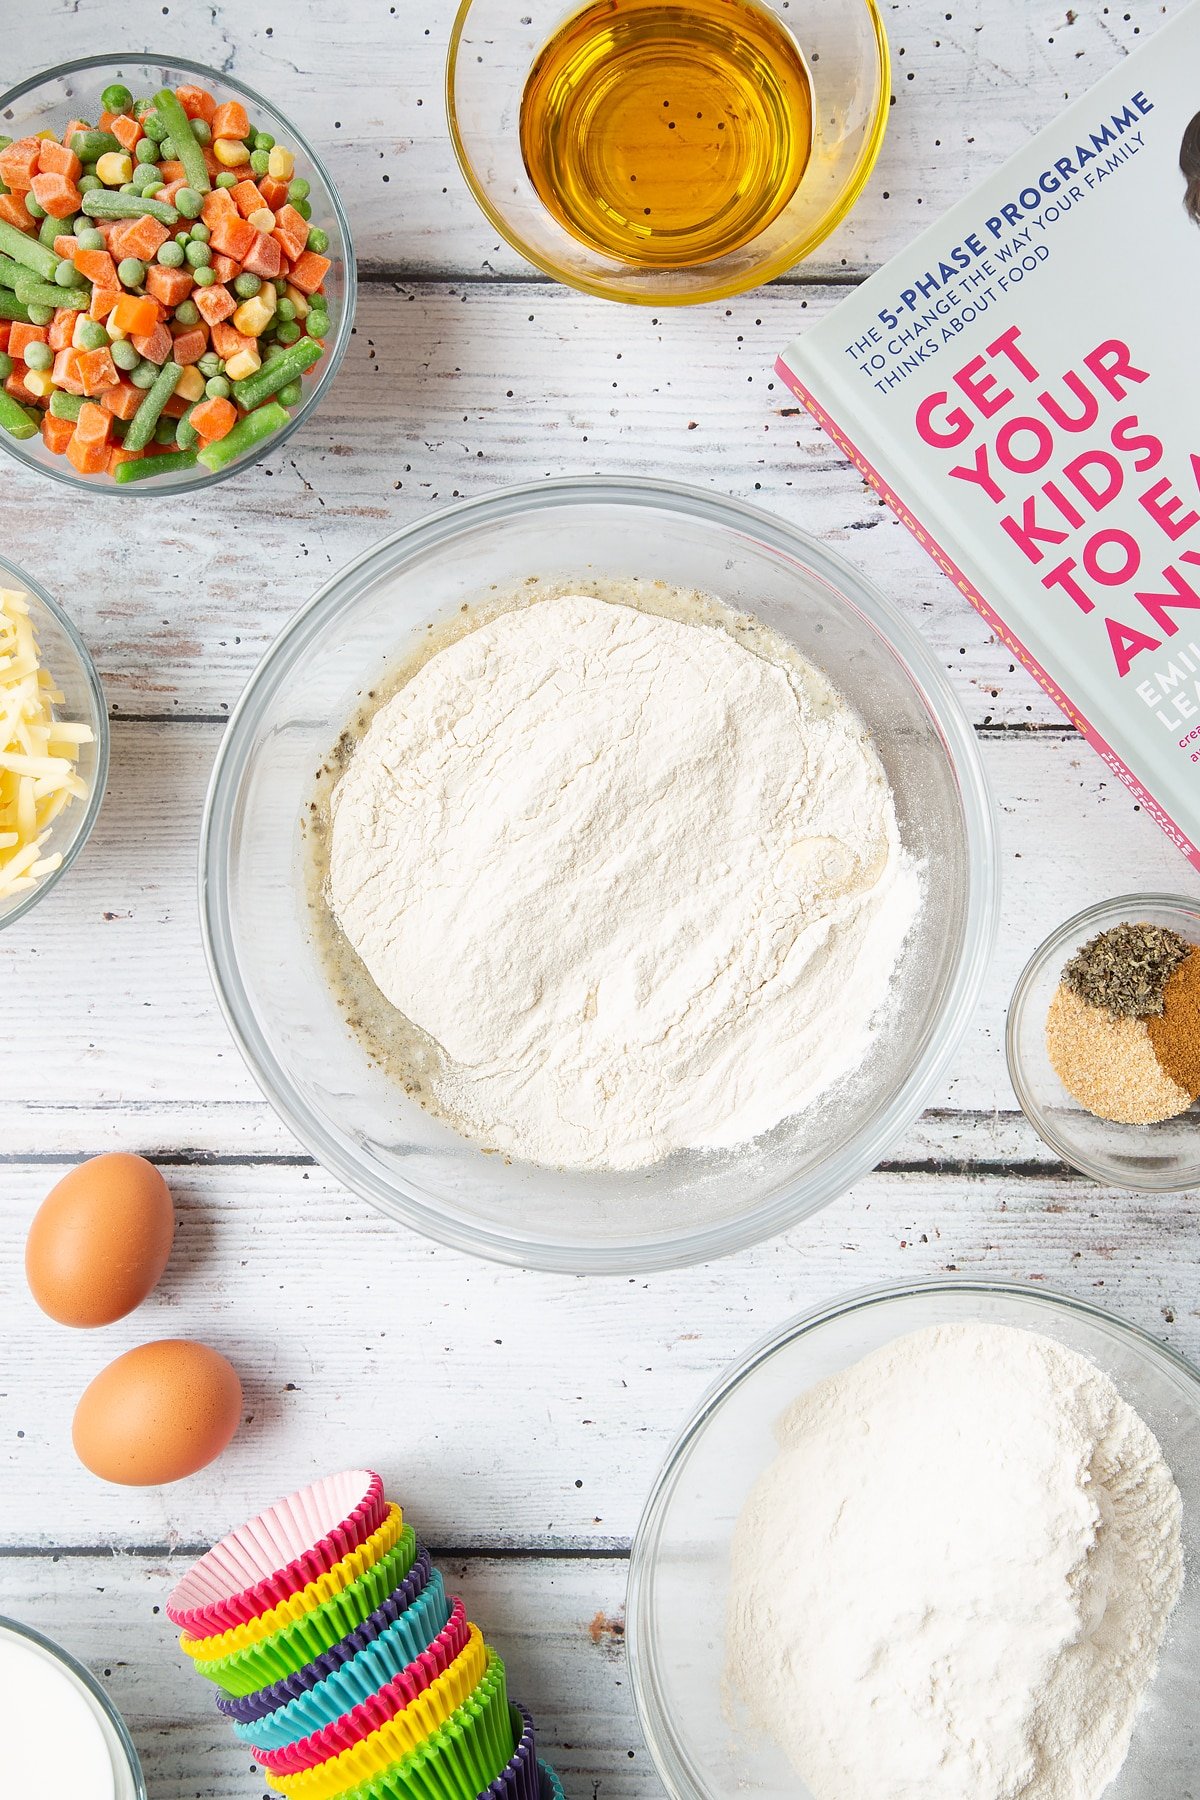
[339,1652,513,1800]
[195,1528,418,1697]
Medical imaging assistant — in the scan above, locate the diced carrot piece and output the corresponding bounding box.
[242,232,282,280]
[53,234,79,259]
[144,263,195,308]
[65,432,109,475]
[132,320,173,365]
[101,378,144,421]
[211,321,255,359]
[73,247,118,287]
[110,114,143,153]
[107,445,144,475]
[111,293,160,337]
[161,393,189,419]
[271,205,309,263]
[170,326,208,365]
[98,110,117,131]
[61,120,90,148]
[210,252,241,282]
[48,308,77,350]
[201,186,238,229]
[231,180,265,218]
[258,177,289,210]
[193,283,236,326]
[89,285,121,322]
[9,322,49,360]
[51,347,84,394]
[74,400,112,445]
[5,370,35,403]
[0,322,9,351]
[30,172,81,220]
[0,137,41,191]
[175,85,217,123]
[189,395,237,442]
[38,140,82,181]
[41,411,75,455]
[287,250,331,296]
[211,100,250,142]
[209,214,257,261]
[158,180,190,207]
[156,161,187,185]
[109,215,170,263]
[0,194,35,233]
[75,346,119,394]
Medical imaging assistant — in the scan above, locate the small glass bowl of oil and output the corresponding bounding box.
[447,0,889,305]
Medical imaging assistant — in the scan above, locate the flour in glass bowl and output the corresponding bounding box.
[315,581,921,1172]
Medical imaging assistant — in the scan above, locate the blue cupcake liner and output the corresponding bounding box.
[538,1762,564,1800]
[218,1550,437,1726]
[231,1572,453,1751]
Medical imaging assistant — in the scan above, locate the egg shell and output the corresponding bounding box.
[73,1340,242,1486]
[25,1152,175,1328]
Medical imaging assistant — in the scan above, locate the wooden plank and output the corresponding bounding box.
[3,1161,1198,1553]
[0,1552,642,1800]
[0,0,1183,280]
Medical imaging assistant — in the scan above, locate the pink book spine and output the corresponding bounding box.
[775,355,1200,876]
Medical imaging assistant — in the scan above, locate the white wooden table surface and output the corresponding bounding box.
[1,2,1197,1795]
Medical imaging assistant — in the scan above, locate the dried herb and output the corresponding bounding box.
[1061,922,1190,1019]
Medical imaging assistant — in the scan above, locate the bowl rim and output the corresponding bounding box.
[0,51,356,497]
[0,553,109,932]
[444,0,891,306]
[199,475,999,1273]
[0,1614,148,1798]
[1006,891,1200,1193]
[625,1273,1200,1800]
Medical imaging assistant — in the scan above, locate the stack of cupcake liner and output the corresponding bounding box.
[167,1470,563,1800]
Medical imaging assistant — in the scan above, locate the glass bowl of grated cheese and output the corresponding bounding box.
[201,478,997,1273]
[0,557,108,931]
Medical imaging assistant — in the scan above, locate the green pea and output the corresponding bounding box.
[38,214,61,249]
[0,136,12,153]
[154,413,177,445]
[276,378,304,406]
[294,199,312,222]
[135,136,159,165]
[190,118,212,146]
[306,227,328,255]
[143,181,164,198]
[142,111,168,142]
[75,227,106,252]
[233,272,261,298]
[204,375,231,400]
[249,149,270,177]
[55,259,85,288]
[197,352,222,377]
[189,220,210,242]
[253,131,275,152]
[173,298,200,326]
[0,351,11,380]
[184,240,210,267]
[130,358,159,388]
[77,320,110,350]
[25,303,53,326]
[215,171,237,189]
[77,173,102,195]
[24,341,53,372]
[193,265,217,286]
[133,98,154,119]
[101,83,133,113]
[24,192,46,220]
[275,298,296,323]
[157,240,185,268]
[275,320,301,346]
[111,337,140,370]
[175,187,203,220]
[159,136,177,161]
[307,312,329,341]
[287,178,310,203]
[117,256,146,287]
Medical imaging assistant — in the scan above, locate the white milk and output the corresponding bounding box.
[0,1619,143,1800]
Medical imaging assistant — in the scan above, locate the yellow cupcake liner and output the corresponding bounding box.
[266,1626,490,1800]
[183,1506,404,1660]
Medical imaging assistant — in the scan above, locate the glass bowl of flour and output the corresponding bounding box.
[627,1278,1200,1800]
[200,478,997,1272]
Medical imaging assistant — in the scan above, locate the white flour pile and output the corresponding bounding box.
[328,592,919,1170]
[726,1323,1183,1800]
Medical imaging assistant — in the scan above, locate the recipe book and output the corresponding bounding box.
[777,1,1200,871]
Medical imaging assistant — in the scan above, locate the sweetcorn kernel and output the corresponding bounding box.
[283,282,309,318]
[247,208,275,234]
[95,151,133,187]
[213,137,248,168]
[223,346,261,381]
[173,365,206,401]
[22,369,54,398]
[266,146,294,181]
[231,294,275,338]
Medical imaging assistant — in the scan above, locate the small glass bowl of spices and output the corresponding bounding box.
[1008,894,1200,1191]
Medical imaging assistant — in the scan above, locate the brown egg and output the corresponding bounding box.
[25,1153,175,1327]
[72,1340,242,1486]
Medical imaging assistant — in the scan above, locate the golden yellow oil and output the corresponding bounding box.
[519,0,814,269]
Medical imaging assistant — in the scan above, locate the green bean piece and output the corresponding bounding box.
[196,400,289,472]
[23,341,52,373]
[176,405,200,451]
[229,338,320,411]
[111,337,140,371]
[123,359,182,451]
[143,183,164,199]
[80,191,179,225]
[0,388,39,439]
[0,351,11,380]
[70,129,122,163]
[101,83,134,114]
[114,447,198,482]
[26,303,53,326]
[49,389,86,420]
[38,214,62,250]
[152,90,212,195]
[12,272,88,311]
[0,254,24,288]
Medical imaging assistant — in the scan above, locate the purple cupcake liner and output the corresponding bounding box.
[483,1706,539,1800]
[217,1548,435,1725]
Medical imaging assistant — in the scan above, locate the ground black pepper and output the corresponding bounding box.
[1061,923,1190,1019]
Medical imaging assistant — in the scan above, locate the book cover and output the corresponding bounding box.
[777,1,1200,871]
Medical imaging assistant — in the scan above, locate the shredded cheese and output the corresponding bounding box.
[0,588,94,902]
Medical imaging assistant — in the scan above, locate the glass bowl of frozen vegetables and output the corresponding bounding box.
[0,55,355,492]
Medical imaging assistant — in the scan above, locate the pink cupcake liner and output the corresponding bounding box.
[252,1600,471,1775]
[167,1470,386,1635]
